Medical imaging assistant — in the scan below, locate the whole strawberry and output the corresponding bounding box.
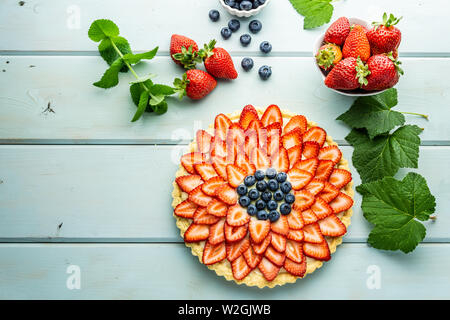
[199,40,238,80]
[342,25,371,62]
[174,69,217,100]
[170,34,200,69]
[324,57,370,90]
[363,53,403,91]
[316,43,342,70]
[324,17,351,46]
[367,13,402,56]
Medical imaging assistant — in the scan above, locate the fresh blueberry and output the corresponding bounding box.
[252,0,261,9]
[258,65,272,80]
[209,9,220,22]
[285,193,295,204]
[260,41,272,53]
[280,181,292,194]
[237,184,248,196]
[267,200,278,211]
[240,0,253,10]
[269,210,280,222]
[273,190,284,201]
[221,27,232,39]
[247,204,257,216]
[256,180,268,192]
[256,199,266,210]
[249,20,262,34]
[280,203,292,215]
[224,0,236,7]
[244,175,256,187]
[255,170,265,181]
[261,191,272,202]
[257,210,269,220]
[276,172,287,183]
[248,189,260,200]
[239,195,251,207]
[259,0,266,4]
[267,179,279,191]
[240,34,252,47]
[241,57,254,71]
[228,19,240,32]
[266,168,277,179]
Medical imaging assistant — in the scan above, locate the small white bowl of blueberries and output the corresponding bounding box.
[219,0,271,18]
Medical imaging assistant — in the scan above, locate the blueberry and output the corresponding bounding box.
[258,65,272,80]
[239,195,251,207]
[256,180,268,192]
[259,0,266,4]
[269,210,280,222]
[240,34,252,47]
[244,175,256,187]
[221,27,232,39]
[260,41,272,54]
[280,203,292,215]
[257,210,269,220]
[209,10,220,22]
[247,204,257,216]
[237,184,248,196]
[224,0,236,7]
[266,168,277,179]
[273,190,284,201]
[252,0,261,9]
[285,193,295,204]
[249,20,262,33]
[240,0,253,10]
[241,57,254,71]
[280,181,292,194]
[276,172,287,183]
[267,200,278,211]
[261,191,272,202]
[256,199,266,210]
[255,170,265,181]
[268,179,279,191]
[228,19,240,32]
[248,189,260,200]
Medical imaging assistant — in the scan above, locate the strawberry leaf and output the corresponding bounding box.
[289,0,334,30]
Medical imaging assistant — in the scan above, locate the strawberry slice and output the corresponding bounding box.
[318,214,347,237]
[202,176,226,196]
[305,179,326,195]
[303,127,327,147]
[287,145,303,169]
[176,174,203,193]
[284,258,307,277]
[270,232,287,252]
[226,236,250,262]
[329,192,354,214]
[188,185,213,207]
[174,200,198,219]
[210,139,228,160]
[311,197,333,219]
[271,147,289,172]
[236,153,256,176]
[226,164,247,188]
[239,105,259,130]
[206,199,228,217]
[249,219,271,243]
[184,223,209,242]
[194,163,217,181]
[315,160,335,181]
[301,209,318,225]
[270,215,289,236]
[212,156,228,180]
[215,184,238,205]
[244,246,262,269]
[294,158,319,175]
[285,240,304,263]
[252,233,272,255]
[196,129,213,154]
[329,169,352,189]
[224,223,248,242]
[282,128,303,150]
[284,115,307,135]
[287,208,304,230]
[227,204,250,227]
[303,241,331,261]
[214,113,232,142]
[319,182,340,203]
[266,122,282,156]
[250,147,271,170]
[181,152,207,174]
[244,131,259,159]
[203,242,226,265]
[318,145,342,164]
[302,141,320,159]
[194,207,220,225]
[287,168,314,190]
[258,257,281,281]
[231,255,252,280]
[261,104,283,127]
[208,218,226,244]
[265,246,286,266]
[293,190,315,211]
[287,229,304,242]
[303,223,325,244]
[227,123,245,161]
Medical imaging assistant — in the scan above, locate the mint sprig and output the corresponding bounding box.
[288,0,334,30]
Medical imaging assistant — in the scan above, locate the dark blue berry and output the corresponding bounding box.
[257,210,269,220]
[241,57,254,71]
[252,1,261,9]
[280,203,292,215]
[237,184,248,196]
[244,175,256,187]
[256,180,267,192]
[260,41,272,54]
[255,170,265,181]
[228,19,240,32]
[259,0,266,4]
[240,34,251,47]
[248,189,260,200]
[209,10,220,22]
[267,179,279,191]
[224,0,236,7]
[239,196,251,207]
[269,210,280,222]
[249,20,262,34]
[276,172,287,183]
[280,181,292,194]
[285,193,295,204]
[267,200,277,211]
[261,191,272,202]
[221,27,232,39]
[239,0,253,10]
[258,65,272,80]
[256,199,266,210]
[266,168,277,179]
[247,204,257,216]
[273,190,284,201]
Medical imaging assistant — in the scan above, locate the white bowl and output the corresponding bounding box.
[219,0,272,18]
[314,17,388,97]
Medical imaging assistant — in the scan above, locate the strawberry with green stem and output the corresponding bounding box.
[363,52,403,91]
[324,57,370,90]
[174,69,217,100]
[170,34,202,69]
[198,40,238,80]
[367,13,402,56]
[316,43,342,70]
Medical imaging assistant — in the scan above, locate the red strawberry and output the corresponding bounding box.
[324,17,351,46]
[301,209,318,225]
[235,153,256,176]
[184,223,209,242]
[174,69,217,100]
[174,200,198,219]
[227,123,245,161]
[284,258,307,277]
[244,246,262,269]
[303,127,327,147]
[287,168,314,191]
[231,255,252,280]
[226,164,246,188]
[196,130,213,153]
[227,204,250,227]
[318,214,347,237]
[210,139,228,159]
[303,223,325,244]
[188,185,213,206]
[329,192,354,214]
[287,229,304,242]
[287,145,303,169]
[214,113,232,142]
[316,43,343,70]
[261,104,283,127]
[249,219,271,244]
[294,158,319,175]
[194,207,220,225]
[265,246,286,266]
[239,105,259,130]
[311,197,333,219]
[244,132,259,159]
[287,208,304,230]
[258,257,280,281]
[271,147,289,172]
[315,160,335,181]
[212,156,228,180]
[203,242,226,265]
[250,147,271,170]
[202,176,226,196]
[343,25,371,62]
[270,232,287,252]
[318,145,342,164]
[319,182,340,203]
[176,174,203,193]
[329,169,352,189]
[285,240,304,263]
[293,190,315,211]
[270,215,289,236]
[305,179,326,196]
[200,40,238,80]
[363,53,403,91]
[208,218,226,244]
[324,57,369,90]
[206,199,228,217]
[282,127,303,150]
[303,241,331,261]
[224,223,248,242]
[265,122,282,156]
[215,184,238,205]
[194,163,217,181]
[252,233,272,255]
[181,152,207,174]
[170,34,199,68]
[226,236,250,261]
[367,13,402,56]
[284,115,307,135]
[302,141,320,159]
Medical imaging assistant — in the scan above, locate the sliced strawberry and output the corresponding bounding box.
[235,153,256,176]
[196,129,213,153]
[227,123,245,162]
[174,200,198,219]
[303,127,327,147]
[271,147,289,173]
[265,246,286,266]
[303,241,331,261]
[305,179,326,195]
[226,236,250,262]
[203,242,226,265]
[212,156,228,180]
[294,158,319,175]
[282,128,303,150]
[226,164,247,188]
[231,255,252,280]
[206,199,228,217]
[193,207,220,225]
[208,218,226,244]
[244,131,259,159]
[285,240,304,263]
[261,104,283,127]
[258,257,281,281]
[210,139,228,160]
[270,215,289,236]
[329,192,354,214]
[249,219,271,243]
[318,145,342,164]
[265,122,282,156]
[287,145,303,169]
[176,174,203,193]
[215,184,238,205]
[239,105,259,130]
[284,115,307,135]
[287,168,314,191]
[244,246,262,269]
[252,233,272,255]
[270,232,287,252]
[181,152,207,174]
[302,141,320,159]
[250,147,271,170]
[318,214,347,237]
[311,197,333,219]
[284,258,307,277]
[301,209,318,225]
[194,163,217,181]
[315,160,335,181]
[287,226,305,241]
[303,223,325,244]
[202,176,226,196]
[287,208,304,230]
[214,113,232,142]
[293,190,315,211]
[188,185,213,207]
[227,204,250,227]
[184,223,209,242]
[319,182,340,203]
[329,169,352,189]
[224,223,248,242]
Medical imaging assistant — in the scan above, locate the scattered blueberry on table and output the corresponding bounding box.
[258,65,272,80]
[249,20,262,33]
[240,34,252,47]
[228,19,240,32]
[241,57,254,71]
[260,41,272,53]
[221,27,232,39]
[209,9,220,22]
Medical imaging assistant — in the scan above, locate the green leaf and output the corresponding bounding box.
[88,19,119,42]
[131,91,149,122]
[356,172,436,253]
[123,47,158,64]
[153,100,168,115]
[337,88,405,139]
[98,36,132,66]
[129,74,157,85]
[346,125,422,183]
[149,94,165,106]
[150,84,175,96]
[129,80,153,106]
[289,0,333,29]
[93,58,124,88]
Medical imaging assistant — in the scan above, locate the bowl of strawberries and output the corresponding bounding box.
[314,13,403,96]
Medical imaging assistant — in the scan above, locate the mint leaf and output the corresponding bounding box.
[132,91,150,122]
[153,100,168,115]
[88,19,119,42]
[357,173,436,253]
[123,47,158,64]
[93,58,124,88]
[130,74,157,85]
[149,94,165,106]
[337,88,405,139]
[289,0,333,29]
[130,80,153,106]
[150,84,175,96]
[346,125,422,183]
[98,36,131,66]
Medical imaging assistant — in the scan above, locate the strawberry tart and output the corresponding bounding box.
[172,105,354,288]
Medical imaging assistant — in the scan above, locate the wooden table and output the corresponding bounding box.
[0,0,449,299]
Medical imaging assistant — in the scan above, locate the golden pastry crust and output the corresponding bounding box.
[171,108,354,288]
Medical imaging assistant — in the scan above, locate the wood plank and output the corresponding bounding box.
[1,0,450,54]
[0,145,447,242]
[0,56,446,144]
[0,243,448,299]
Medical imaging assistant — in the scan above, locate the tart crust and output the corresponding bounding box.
[171,108,354,288]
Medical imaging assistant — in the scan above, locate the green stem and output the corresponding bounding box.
[399,111,429,120]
